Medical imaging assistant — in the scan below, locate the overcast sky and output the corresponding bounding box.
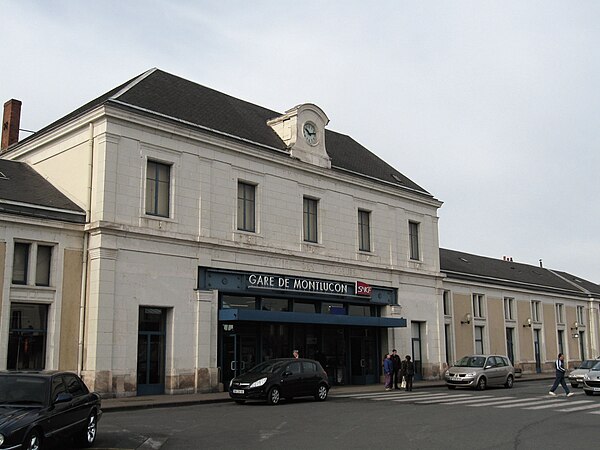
[2,1,599,283]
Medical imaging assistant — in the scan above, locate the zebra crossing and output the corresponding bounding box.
[332,390,600,415]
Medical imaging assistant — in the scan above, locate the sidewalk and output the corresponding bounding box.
[101,373,554,412]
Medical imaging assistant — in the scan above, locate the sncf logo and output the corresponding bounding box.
[355,281,372,296]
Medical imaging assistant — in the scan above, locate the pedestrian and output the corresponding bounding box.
[549,353,574,397]
[391,349,402,390]
[402,355,415,391]
[293,349,299,359]
[383,353,393,391]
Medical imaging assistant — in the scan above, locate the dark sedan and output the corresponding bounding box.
[229,358,329,405]
[0,371,102,450]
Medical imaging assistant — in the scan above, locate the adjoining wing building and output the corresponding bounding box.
[0,70,597,396]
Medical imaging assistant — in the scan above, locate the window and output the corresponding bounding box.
[506,328,515,364]
[294,301,317,313]
[358,209,371,252]
[472,294,485,318]
[322,302,345,315]
[35,245,52,286]
[348,305,373,316]
[555,303,564,324]
[445,323,453,365]
[12,242,30,284]
[557,329,564,355]
[237,182,256,232]
[532,301,541,322]
[579,330,586,360]
[409,221,420,260]
[474,326,484,354]
[576,306,585,325]
[443,291,451,316]
[503,297,514,320]
[221,296,256,309]
[63,374,87,397]
[261,298,289,312]
[303,197,318,243]
[145,160,170,217]
[7,303,48,370]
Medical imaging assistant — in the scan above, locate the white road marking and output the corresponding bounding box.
[555,403,600,412]
[524,399,592,410]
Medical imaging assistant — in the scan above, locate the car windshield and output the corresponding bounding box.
[454,356,486,368]
[0,375,47,405]
[579,360,597,369]
[590,361,600,371]
[245,361,286,374]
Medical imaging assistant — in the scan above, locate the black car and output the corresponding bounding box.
[0,371,102,450]
[229,358,330,405]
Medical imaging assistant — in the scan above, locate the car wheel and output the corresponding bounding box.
[571,383,578,388]
[234,400,246,404]
[24,429,42,450]
[315,384,328,401]
[78,412,98,447]
[504,375,514,389]
[267,387,281,405]
[476,377,487,391]
[585,390,594,396]
[447,385,456,390]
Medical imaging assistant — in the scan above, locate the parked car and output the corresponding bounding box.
[229,358,330,405]
[0,371,102,449]
[568,358,600,388]
[582,360,600,396]
[445,355,515,390]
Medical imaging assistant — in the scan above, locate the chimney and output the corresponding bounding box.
[1,99,22,152]
[539,259,543,268]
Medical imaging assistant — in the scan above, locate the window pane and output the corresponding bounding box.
[409,221,420,260]
[294,301,316,313]
[146,161,170,217]
[12,243,30,285]
[36,245,52,286]
[238,182,256,232]
[358,210,370,251]
[348,304,371,316]
[303,197,318,243]
[221,296,256,309]
[261,298,289,312]
[7,303,48,370]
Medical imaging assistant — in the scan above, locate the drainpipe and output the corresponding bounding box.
[77,123,94,376]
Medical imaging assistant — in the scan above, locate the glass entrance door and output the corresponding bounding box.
[222,325,258,387]
[137,307,166,396]
[349,330,377,385]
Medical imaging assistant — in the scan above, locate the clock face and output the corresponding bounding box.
[303,122,318,145]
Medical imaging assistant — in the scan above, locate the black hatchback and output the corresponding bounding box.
[229,358,330,405]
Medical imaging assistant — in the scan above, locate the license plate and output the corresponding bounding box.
[233,389,244,394]
[452,377,461,381]
[594,387,600,392]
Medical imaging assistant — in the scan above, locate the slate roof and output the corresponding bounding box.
[10,68,431,197]
[0,159,85,223]
[440,248,600,297]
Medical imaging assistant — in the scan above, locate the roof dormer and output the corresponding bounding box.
[267,103,331,169]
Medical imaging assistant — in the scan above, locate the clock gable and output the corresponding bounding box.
[267,103,331,169]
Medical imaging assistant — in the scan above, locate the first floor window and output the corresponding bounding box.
[358,209,371,251]
[443,291,451,316]
[475,326,484,354]
[409,221,420,260]
[503,297,514,320]
[576,306,585,325]
[146,160,171,217]
[303,197,318,243]
[7,303,48,370]
[531,301,541,322]
[36,245,52,286]
[472,294,485,318]
[12,242,30,284]
[237,182,256,232]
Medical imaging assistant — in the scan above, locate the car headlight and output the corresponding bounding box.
[0,433,4,445]
[584,374,590,380]
[229,379,234,388]
[444,370,449,377]
[465,372,476,378]
[250,377,267,389]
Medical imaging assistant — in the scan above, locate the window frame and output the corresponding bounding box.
[472,293,485,318]
[503,297,514,321]
[303,196,318,243]
[237,181,256,232]
[408,221,420,261]
[12,242,30,285]
[532,300,542,322]
[358,209,371,252]
[474,325,484,354]
[555,303,564,324]
[145,160,171,218]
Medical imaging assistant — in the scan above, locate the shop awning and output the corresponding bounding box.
[219,309,406,327]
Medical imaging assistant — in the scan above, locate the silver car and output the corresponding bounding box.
[568,358,600,388]
[445,355,515,390]
[582,360,600,396]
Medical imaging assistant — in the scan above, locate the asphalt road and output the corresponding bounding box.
[89,380,598,450]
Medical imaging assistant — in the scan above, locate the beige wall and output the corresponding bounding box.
[453,293,473,357]
[565,306,580,360]
[543,303,557,364]
[488,297,505,355]
[59,249,83,371]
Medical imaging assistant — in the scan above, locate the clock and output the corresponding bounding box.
[302,122,318,145]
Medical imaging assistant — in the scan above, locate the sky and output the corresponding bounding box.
[1,0,599,283]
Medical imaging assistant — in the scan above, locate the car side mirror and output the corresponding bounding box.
[484,365,493,369]
[54,392,73,404]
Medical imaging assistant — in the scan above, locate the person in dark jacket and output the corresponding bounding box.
[391,349,402,390]
[401,355,415,391]
[549,353,574,397]
[383,353,393,391]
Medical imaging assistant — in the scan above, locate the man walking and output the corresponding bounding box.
[549,353,574,397]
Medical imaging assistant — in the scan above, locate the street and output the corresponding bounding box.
[90,380,597,449]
